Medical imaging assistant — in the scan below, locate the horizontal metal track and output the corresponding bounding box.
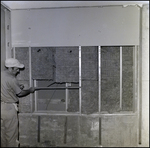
[35,87,80,90]
[19,112,137,116]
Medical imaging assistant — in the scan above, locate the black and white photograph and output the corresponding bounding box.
[1,1,149,147]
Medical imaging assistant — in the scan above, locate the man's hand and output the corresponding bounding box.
[29,87,35,93]
[20,84,24,90]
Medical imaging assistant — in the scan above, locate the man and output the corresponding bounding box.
[1,58,35,147]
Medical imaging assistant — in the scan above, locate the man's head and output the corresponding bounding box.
[5,58,24,68]
[5,58,24,75]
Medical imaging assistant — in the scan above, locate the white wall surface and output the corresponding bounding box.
[2,1,149,10]
[1,5,11,70]
[11,6,140,47]
[1,5,6,70]
[141,4,149,147]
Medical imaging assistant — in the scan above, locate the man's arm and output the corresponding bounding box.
[16,87,35,97]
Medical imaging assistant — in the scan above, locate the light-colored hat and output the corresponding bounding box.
[5,58,24,68]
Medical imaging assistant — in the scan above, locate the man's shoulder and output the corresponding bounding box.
[1,70,11,78]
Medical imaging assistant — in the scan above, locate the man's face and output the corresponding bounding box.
[11,67,20,76]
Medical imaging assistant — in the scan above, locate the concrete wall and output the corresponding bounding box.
[11,6,140,47]
[19,114,138,147]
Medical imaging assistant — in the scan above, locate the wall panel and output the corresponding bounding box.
[101,115,138,147]
[122,46,133,111]
[101,46,120,113]
[55,47,79,82]
[15,47,29,80]
[31,47,55,80]
[11,6,140,46]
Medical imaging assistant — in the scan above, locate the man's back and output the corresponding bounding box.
[1,70,20,103]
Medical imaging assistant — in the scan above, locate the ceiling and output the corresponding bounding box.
[1,1,149,10]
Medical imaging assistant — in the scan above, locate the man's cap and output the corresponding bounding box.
[5,58,24,68]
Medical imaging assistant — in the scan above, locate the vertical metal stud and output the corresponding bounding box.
[66,83,69,111]
[98,46,101,113]
[133,46,137,113]
[138,6,143,144]
[137,44,141,144]
[120,46,122,110]
[29,46,32,87]
[29,46,33,112]
[79,46,82,114]
[34,79,37,112]
[138,45,142,145]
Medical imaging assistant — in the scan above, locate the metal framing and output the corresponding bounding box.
[133,46,135,112]
[135,46,138,113]
[13,45,138,116]
[79,46,82,114]
[98,46,101,112]
[133,46,138,113]
[31,112,136,116]
[138,44,142,145]
[29,46,34,112]
[34,79,37,112]
[66,83,69,111]
[136,45,140,145]
[138,7,143,145]
[120,46,122,110]
[34,87,80,90]
[29,46,32,87]
[33,46,81,112]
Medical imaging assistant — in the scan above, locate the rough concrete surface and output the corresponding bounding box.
[31,47,55,80]
[55,47,79,82]
[101,46,120,113]
[15,47,29,80]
